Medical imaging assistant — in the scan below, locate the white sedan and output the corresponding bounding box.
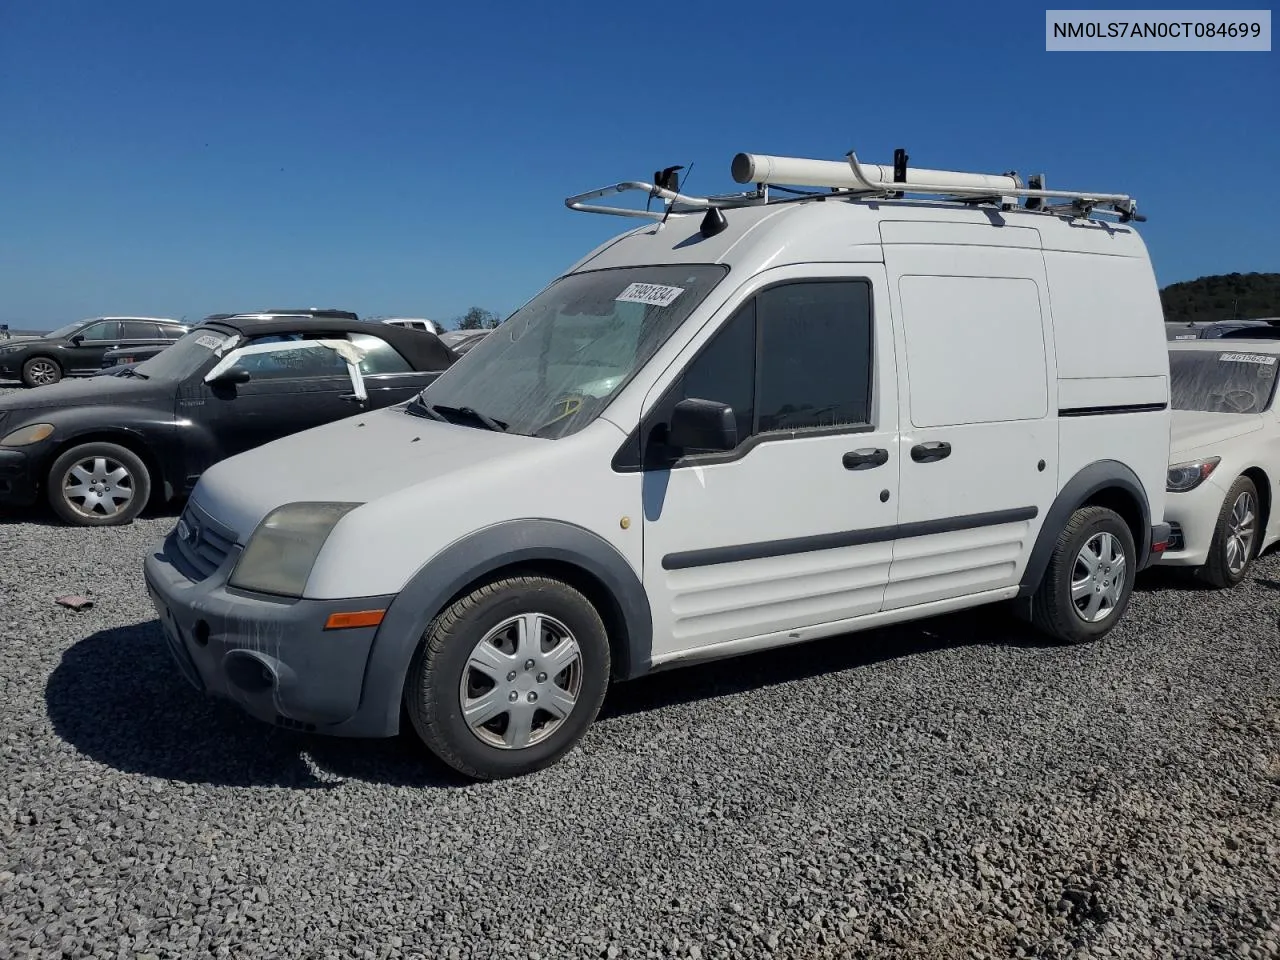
[1160,338,1280,586]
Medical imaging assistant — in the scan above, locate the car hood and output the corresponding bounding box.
[0,372,173,412]
[1169,410,1265,457]
[192,404,550,540]
[0,335,45,345]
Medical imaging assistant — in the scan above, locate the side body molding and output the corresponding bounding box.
[355,519,653,737]
[1016,459,1154,599]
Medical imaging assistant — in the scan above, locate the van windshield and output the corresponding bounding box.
[414,264,729,438]
[1169,349,1280,414]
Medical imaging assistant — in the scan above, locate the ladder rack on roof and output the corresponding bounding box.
[565,147,1144,225]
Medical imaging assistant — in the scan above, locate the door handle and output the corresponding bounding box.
[910,441,952,463]
[843,448,889,470]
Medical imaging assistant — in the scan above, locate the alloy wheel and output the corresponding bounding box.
[1070,531,1127,623]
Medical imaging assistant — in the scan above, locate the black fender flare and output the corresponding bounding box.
[356,519,653,737]
[1016,459,1154,598]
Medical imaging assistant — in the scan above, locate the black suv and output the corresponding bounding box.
[0,316,189,387]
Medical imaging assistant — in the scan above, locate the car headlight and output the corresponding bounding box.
[1167,457,1221,493]
[0,345,23,355]
[227,501,362,598]
[0,422,55,446]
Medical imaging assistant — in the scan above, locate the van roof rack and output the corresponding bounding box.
[566,147,1144,225]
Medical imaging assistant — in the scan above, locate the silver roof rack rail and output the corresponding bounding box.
[566,146,1144,224]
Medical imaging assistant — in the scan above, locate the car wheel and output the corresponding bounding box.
[1031,505,1137,644]
[1198,475,1260,589]
[22,356,62,388]
[405,575,611,780]
[47,442,152,527]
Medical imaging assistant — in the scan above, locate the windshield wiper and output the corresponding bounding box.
[432,404,508,432]
[405,393,445,421]
[404,394,507,431]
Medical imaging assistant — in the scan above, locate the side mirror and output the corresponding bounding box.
[209,366,252,386]
[69,334,85,346]
[667,397,738,452]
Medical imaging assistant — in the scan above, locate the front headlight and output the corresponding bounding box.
[227,501,362,598]
[0,345,23,355]
[1167,457,1221,493]
[0,422,55,446]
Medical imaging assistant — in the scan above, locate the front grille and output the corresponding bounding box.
[1167,522,1184,551]
[172,500,237,580]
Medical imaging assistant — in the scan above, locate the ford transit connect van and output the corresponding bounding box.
[143,148,1173,780]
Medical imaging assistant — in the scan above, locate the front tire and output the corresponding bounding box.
[405,575,611,780]
[1031,506,1137,644]
[22,356,62,388]
[1198,475,1260,589]
[47,442,152,526]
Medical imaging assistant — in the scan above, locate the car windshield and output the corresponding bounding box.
[1170,349,1280,414]
[132,327,239,381]
[414,264,729,438]
[46,319,92,339]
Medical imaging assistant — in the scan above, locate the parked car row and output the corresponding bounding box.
[1166,317,1280,341]
[0,310,458,525]
[6,147,1277,784]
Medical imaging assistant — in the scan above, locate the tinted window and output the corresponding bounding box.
[756,282,872,432]
[234,343,349,379]
[639,280,873,467]
[678,299,756,442]
[79,321,122,342]
[350,333,413,374]
[121,321,159,339]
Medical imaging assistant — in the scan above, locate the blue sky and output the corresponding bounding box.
[0,1,1275,330]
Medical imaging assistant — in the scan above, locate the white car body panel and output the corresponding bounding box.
[1159,339,1280,567]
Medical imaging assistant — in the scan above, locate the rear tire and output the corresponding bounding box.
[47,441,151,527]
[404,575,611,780]
[1031,506,1136,644]
[1198,475,1260,589]
[22,356,62,388]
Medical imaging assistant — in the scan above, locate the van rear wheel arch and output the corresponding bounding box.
[1018,460,1152,598]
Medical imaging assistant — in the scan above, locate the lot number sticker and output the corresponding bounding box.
[616,282,684,307]
[194,334,226,350]
[1219,352,1277,365]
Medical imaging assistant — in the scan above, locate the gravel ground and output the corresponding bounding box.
[2,379,1279,960]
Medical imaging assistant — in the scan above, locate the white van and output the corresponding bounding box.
[143,148,1172,780]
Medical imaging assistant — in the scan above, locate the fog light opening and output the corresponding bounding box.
[225,653,276,694]
[193,620,210,647]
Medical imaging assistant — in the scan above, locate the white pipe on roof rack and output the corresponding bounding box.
[732,153,1023,193]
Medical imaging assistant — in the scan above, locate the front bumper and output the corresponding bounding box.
[143,529,398,735]
[0,447,39,507]
[1155,477,1230,567]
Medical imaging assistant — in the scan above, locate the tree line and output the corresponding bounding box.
[1161,272,1280,324]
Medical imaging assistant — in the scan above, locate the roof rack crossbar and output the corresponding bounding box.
[565,180,767,220]
[564,147,1144,224]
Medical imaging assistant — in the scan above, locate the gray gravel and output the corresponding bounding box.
[2,379,1279,959]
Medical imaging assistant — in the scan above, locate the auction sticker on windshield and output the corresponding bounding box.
[1219,352,1277,365]
[616,282,684,307]
[195,334,227,350]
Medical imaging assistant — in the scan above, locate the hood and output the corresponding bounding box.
[0,335,45,345]
[1169,410,1265,457]
[0,371,172,412]
[192,404,550,539]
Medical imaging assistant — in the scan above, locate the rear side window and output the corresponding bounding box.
[234,341,349,379]
[350,332,413,375]
[121,321,159,339]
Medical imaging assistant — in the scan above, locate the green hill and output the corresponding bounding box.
[1161,272,1280,324]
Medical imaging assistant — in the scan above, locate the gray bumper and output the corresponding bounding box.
[143,532,399,736]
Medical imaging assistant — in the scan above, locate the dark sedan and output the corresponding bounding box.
[0,315,456,526]
[0,316,189,387]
